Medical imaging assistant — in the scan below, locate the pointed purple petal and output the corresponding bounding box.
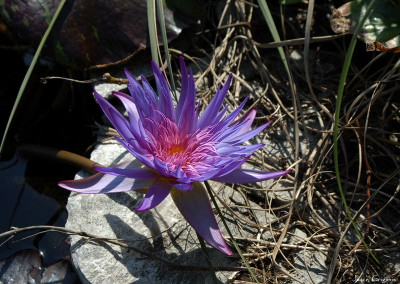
[214,157,250,177]
[171,183,232,255]
[178,69,196,134]
[212,105,229,125]
[106,105,137,142]
[94,165,158,179]
[112,91,140,120]
[198,74,232,129]
[124,69,152,116]
[210,97,249,136]
[94,91,135,142]
[58,171,153,194]
[135,179,172,211]
[124,68,142,92]
[233,107,257,136]
[151,61,175,121]
[114,136,154,169]
[140,75,159,106]
[216,108,258,142]
[212,168,292,183]
[226,121,272,145]
[216,143,264,157]
[193,157,250,182]
[176,56,189,121]
[153,156,170,177]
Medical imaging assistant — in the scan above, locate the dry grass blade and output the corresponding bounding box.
[182,1,400,282]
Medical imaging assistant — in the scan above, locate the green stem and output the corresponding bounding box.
[147,0,160,66]
[156,0,177,101]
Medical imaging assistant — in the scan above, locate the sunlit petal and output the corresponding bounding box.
[135,179,172,211]
[58,172,152,194]
[171,183,232,255]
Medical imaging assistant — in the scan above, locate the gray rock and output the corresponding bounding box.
[66,140,237,284]
[209,181,278,235]
[381,252,400,278]
[290,229,328,284]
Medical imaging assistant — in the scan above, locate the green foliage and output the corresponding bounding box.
[157,0,176,99]
[351,0,400,46]
[147,0,160,67]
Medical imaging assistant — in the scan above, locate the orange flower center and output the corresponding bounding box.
[166,144,186,156]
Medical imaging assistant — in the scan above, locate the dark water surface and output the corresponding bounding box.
[0,25,98,282]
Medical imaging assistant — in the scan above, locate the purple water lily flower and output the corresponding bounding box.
[58,57,291,255]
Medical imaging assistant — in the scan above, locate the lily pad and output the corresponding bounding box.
[330,0,400,53]
[1,0,183,68]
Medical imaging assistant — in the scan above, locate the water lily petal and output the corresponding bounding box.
[125,69,157,119]
[94,91,135,143]
[112,91,140,121]
[226,121,271,145]
[175,56,189,121]
[58,172,152,194]
[212,97,249,133]
[140,75,159,108]
[212,168,292,183]
[216,143,265,157]
[114,136,155,169]
[198,74,232,129]
[216,108,259,142]
[212,105,229,125]
[208,156,250,180]
[151,61,175,121]
[94,164,158,179]
[233,107,257,136]
[153,157,170,177]
[106,105,138,142]
[172,182,193,192]
[178,69,196,134]
[135,179,172,211]
[171,183,232,255]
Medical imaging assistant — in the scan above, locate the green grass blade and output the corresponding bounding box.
[333,0,379,264]
[256,0,289,75]
[205,181,260,284]
[0,0,68,157]
[256,0,298,159]
[156,0,177,101]
[147,0,160,66]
